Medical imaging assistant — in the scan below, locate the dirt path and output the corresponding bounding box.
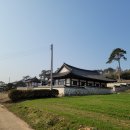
[0,92,33,130]
[0,104,33,130]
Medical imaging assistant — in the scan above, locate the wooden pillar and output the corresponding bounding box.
[70,78,72,86]
[79,79,80,86]
[86,80,88,86]
[58,79,59,85]
[100,82,101,87]
[64,79,66,86]
[93,82,95,87]
[69,78,71,86]
[65,79,66,86]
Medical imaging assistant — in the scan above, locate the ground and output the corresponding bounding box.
[4,91,130,130]
[0,92,33,130]
[0,91,130,130]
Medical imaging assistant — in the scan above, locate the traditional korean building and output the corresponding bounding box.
[25,77,41,88]
[53,63,115,88]
[43,63,116,96]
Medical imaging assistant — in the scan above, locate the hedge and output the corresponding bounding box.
[8,89,59,102]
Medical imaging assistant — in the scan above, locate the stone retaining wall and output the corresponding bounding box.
[64,86,112,96]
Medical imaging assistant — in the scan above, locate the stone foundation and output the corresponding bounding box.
[64,86,112,96]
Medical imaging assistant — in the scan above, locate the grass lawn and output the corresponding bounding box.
[6,93,130,130]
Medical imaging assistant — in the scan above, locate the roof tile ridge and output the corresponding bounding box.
[63,63,73,72]
[64,63,98,73]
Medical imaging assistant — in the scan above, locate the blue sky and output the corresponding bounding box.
[0,0,130,83]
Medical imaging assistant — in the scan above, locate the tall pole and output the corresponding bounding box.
[9,77,10,83]
[50,44,53,90]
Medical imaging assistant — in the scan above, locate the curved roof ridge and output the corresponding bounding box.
[64,63,99,74]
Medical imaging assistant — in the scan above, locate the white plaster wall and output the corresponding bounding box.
[107,82,127,88]
[54,87,65,96]
[59,67,69,73]
[112,85,130,92]
[17,87,31,90]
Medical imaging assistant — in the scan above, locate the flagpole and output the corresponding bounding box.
[50,44,53,90]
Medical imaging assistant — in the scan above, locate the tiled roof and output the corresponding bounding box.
[53,63,116,82]
[65,63,100,75]
[24,77,40,83]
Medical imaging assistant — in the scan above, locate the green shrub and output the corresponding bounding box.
[8,89,59,102]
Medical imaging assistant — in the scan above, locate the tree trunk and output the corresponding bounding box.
[118,60,121,81]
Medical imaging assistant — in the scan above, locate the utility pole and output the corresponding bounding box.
[50,44,53,90]
[9,77,10,83]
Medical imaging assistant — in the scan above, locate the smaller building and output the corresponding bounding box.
[25,77,41,88]
[107,80,130,87]
[107,80,130,92]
